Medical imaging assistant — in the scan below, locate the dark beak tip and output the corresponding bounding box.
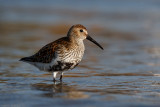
[87,35,104,50]
[99,45,104,50]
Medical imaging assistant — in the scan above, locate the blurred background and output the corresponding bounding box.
[1,0,160,107]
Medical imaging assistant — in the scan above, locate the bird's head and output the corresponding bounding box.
[67,24,103,50]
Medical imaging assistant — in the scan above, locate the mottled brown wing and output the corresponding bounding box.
[21,37,70,63]
[31,42,56,63]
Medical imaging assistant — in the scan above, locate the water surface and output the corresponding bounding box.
[1,0,160,107]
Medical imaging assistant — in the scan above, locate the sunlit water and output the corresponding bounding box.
[1,0,160,107]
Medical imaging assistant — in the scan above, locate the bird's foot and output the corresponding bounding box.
[59,75,63,82]
[59,79,62,83]
[53,79,56,83]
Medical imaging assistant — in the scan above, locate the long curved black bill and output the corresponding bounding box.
[87,35,104,50]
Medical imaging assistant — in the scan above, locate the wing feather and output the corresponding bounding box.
[20,37,70,63]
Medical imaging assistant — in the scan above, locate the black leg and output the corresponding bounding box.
[60,75,63,82]
[53,78,56,83]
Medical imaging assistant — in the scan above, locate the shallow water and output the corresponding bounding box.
[1,0,160,107]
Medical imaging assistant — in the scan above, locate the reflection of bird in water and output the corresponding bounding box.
[32,82,71,98]
[32,82,67,93]
[32,82,89,99]
[20,24,103,82]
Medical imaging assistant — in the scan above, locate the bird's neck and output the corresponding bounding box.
[69,37,85,49]
[69,36,83,44]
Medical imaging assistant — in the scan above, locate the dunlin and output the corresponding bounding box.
[20,24,103,82]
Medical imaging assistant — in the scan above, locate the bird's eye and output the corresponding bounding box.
[80,29,83,32]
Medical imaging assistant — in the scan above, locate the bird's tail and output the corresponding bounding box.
[19,56,33,62]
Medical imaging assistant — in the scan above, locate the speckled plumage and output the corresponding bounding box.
[20,24,103,82]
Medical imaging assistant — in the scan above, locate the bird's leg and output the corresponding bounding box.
[60,72,63,82]
[53,72,58,83]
